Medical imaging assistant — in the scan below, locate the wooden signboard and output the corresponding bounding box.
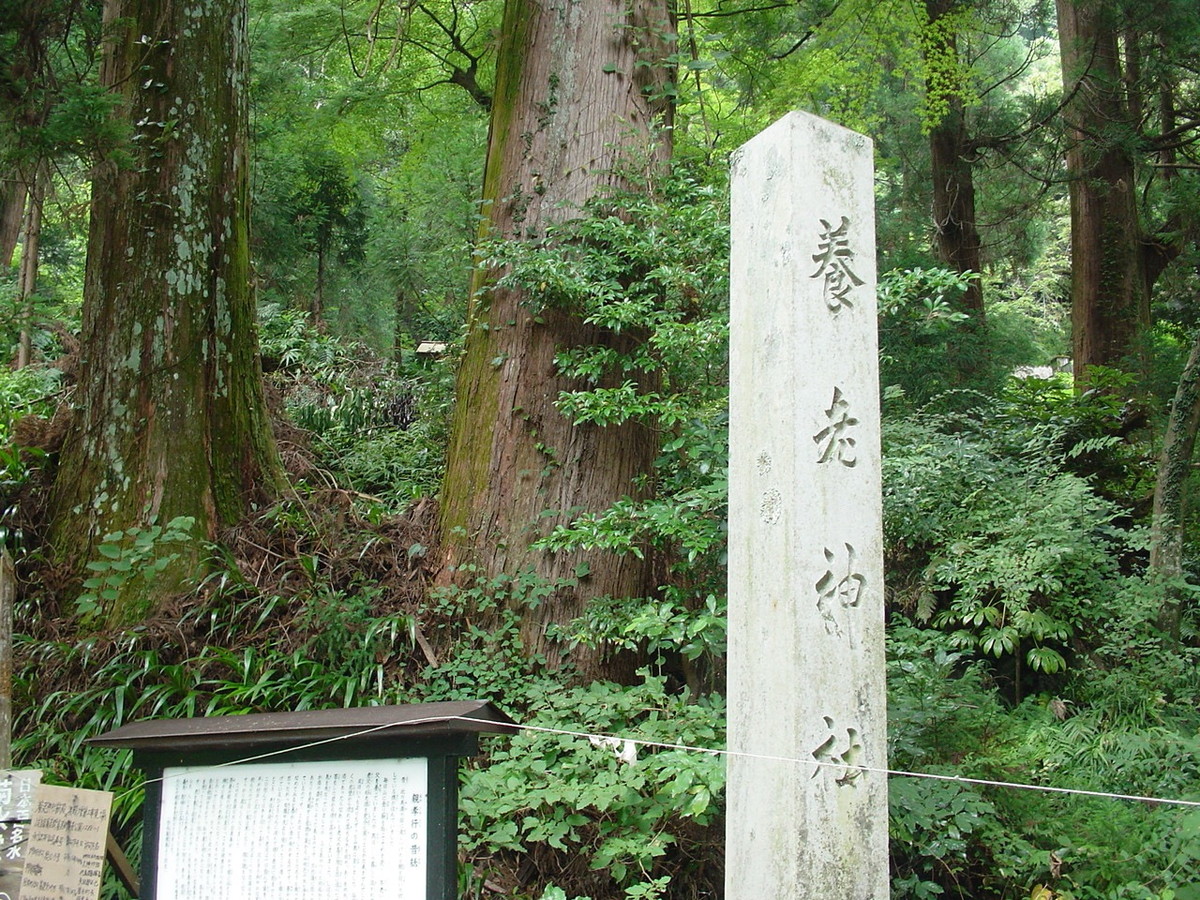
[1,774,114,900]
[20,785,112,900]
[0,770,42,899]
[89,700,515,900]
[156,757,428,898]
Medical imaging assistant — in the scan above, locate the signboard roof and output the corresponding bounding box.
[87,700,516,752]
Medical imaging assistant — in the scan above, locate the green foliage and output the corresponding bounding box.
[878,267,973,404]
[926,465,1119,672]
[887,626,1024,897]
[259,302,452,506]
[254,143,368,298]
[883,385,1157,684]
[14,558,417,792]
[890,777,1003,898]
[1,213,87,357]
[0,1,115,168]
[991,367,1154,501]
[479,175,729,403]
[885,624,1200,899]
[76,516,197,622]
[557,590,725,666]
[878,266,1068,408]
[416,567,554,709]
[478,172,730,688]
[0,364,61,550]
[460,674,724,900]
[248,0,487,350]
[919,3,979,129]
[259,301,358,376]
[984,261,1071,372]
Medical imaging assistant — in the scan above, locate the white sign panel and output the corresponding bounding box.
[157,757,428,900]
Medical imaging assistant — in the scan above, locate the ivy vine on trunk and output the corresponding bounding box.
[438,0,675,679]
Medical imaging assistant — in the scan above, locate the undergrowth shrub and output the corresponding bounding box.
[460,675,725,900]
[477,171,730,696]
[884,406,1131,687]
[0,364,61,550]
[259,302,452,506]
[887,626,1031,897]
[416,567,553,710]
[886,625,1200,900]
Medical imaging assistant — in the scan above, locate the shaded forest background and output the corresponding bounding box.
[3,1,1200,898]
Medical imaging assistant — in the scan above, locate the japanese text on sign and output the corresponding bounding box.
[156,757,429,900]
[0,770,43,899]
[19,784,113,900]
[810,216,864,310]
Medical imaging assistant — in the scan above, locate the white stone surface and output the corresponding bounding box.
[726,111,889,899]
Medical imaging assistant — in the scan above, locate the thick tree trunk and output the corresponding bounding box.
[0,177,25,269]
[439,0,673,678]
[926,0,984,320]
[1150,327,1200,643]
[1057,0,1149,382]
[50,0,284,626]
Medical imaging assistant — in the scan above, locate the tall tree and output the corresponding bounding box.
[284,148,366,327]
[438,0,674,677]
[924,0,984,318]
[0,177,24,268]
[50,0,284,625]
[1,1,67,347]
[1150,326,1200,643]
[14,163,45,368]
[1056,0,1200,383]
[1056,0,1148,379]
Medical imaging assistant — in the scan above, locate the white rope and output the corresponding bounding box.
[451,715,1200,809]
[109,711,1200,810]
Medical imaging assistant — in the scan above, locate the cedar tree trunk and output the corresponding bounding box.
[50,0,284,626]
[1150,327,1200,643]
[1057,0,1149,382]
[0,177,25,268]
[15,166,45,369]
[926,0,984,320]
[439,0,674,677]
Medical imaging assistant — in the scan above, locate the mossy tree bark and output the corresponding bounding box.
[1056,0,1150,383]
[1150,328,1200,643]
[439,0,673,678]
[50,0,284,626]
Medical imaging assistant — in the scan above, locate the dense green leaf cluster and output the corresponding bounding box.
[260,302,453,506]
[460,675,724,900]
[0,364,60,548]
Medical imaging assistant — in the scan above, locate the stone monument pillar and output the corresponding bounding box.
[726,111,889,898]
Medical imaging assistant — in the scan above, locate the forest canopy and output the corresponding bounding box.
[2,1,1200,898]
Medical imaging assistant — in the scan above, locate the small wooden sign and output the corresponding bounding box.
[0,770,43,899]
[19,785,113,900]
